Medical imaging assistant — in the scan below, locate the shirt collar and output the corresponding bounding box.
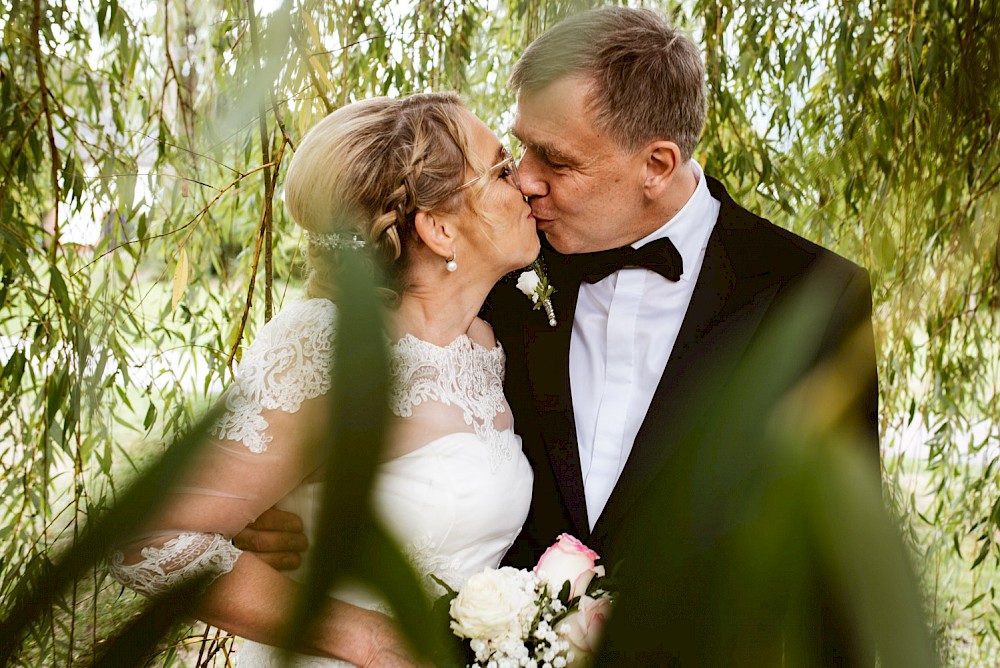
[631,160,718,282]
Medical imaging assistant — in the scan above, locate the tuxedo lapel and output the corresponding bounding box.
[591,179,782,544]
[523,250,591,539]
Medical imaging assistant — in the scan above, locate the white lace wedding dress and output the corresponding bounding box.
[109,298,533,667]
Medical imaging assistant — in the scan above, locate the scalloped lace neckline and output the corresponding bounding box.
[391,332,502,355]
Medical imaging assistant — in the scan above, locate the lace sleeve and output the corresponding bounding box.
[109,532,242,597]
[212,299,338,453]
[110,299,338,597]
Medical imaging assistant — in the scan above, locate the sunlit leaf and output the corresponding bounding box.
[170,248,189,313]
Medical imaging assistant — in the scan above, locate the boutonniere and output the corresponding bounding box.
[516,259,557,327]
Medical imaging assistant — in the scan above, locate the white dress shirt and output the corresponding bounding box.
[570,161,721,529]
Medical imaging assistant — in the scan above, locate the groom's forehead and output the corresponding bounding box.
[511,130,576,168]
[513,94,593,158]
[513,77,600,132]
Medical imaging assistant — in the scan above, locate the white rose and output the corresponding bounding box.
[450,568,537,641]
[516,271,541,302]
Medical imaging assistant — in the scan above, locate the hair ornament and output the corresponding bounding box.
[305,230,366,251]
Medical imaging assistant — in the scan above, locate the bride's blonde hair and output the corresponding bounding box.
[283,93,477,302]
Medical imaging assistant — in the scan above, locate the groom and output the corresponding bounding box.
[240,6,879,664]
[489,7,879,665]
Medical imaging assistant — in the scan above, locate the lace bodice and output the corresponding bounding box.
[390,334,513,472]
[109,298,533,666]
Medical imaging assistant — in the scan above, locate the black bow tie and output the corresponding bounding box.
[572,237,683,284]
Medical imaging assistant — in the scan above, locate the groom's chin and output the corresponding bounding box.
[539,229,573,255]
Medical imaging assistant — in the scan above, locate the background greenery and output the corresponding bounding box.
[0,0,996,665]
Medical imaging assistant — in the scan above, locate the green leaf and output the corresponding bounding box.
[48,266,72,321]
[142,401,156,431]
[963,592,986,610]
[972,541,992,569]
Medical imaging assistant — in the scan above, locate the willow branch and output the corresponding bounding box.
[245,0,275,322]
[72,162,277,275]
[31,0,60,262]
[225,137,288,374]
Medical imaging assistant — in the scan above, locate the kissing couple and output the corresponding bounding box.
[111,7,878,666]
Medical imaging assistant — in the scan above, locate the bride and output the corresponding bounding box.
[109,92,538,666]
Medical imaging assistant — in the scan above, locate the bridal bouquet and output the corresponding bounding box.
[437,534,613,668]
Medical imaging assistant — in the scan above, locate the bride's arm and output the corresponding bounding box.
[192,538,407,666]
[113,397,410,664]
[109,301,420,665]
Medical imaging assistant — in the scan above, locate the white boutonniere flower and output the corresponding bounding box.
[516,271,541,302]
[516,259,557,327]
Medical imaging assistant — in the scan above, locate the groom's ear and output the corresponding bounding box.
[413,210,457,259]
[642,140,682,199]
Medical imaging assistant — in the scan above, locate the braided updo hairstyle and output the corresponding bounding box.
[284,93,478,302]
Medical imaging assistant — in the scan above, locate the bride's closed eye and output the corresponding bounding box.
[498,162,516,185]
[492,148,520,189]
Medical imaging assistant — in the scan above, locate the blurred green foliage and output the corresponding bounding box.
[0,0,997,664]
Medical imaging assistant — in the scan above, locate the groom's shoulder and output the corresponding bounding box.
[709,176,867,281]
[760,216,865,279]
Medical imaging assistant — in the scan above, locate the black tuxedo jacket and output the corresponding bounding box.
[490,178,879,662]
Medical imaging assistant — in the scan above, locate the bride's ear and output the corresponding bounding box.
[413,210,457,259]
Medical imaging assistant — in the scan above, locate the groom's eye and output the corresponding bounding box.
[538,152,570,171]
[545,158,569,172]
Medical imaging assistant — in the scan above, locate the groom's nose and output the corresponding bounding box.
[516,150,549,199]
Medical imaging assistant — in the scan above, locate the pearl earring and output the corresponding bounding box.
[445,252,458,273]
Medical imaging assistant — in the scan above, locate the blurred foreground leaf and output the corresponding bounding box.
[282,246,458,663]
[0,403,224,664]
[597,277,936,667]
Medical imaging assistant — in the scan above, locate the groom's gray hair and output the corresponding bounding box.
[510,6,707,161]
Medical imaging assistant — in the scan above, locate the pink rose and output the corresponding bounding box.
[534,533,605,599]
[560,594,612,658]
